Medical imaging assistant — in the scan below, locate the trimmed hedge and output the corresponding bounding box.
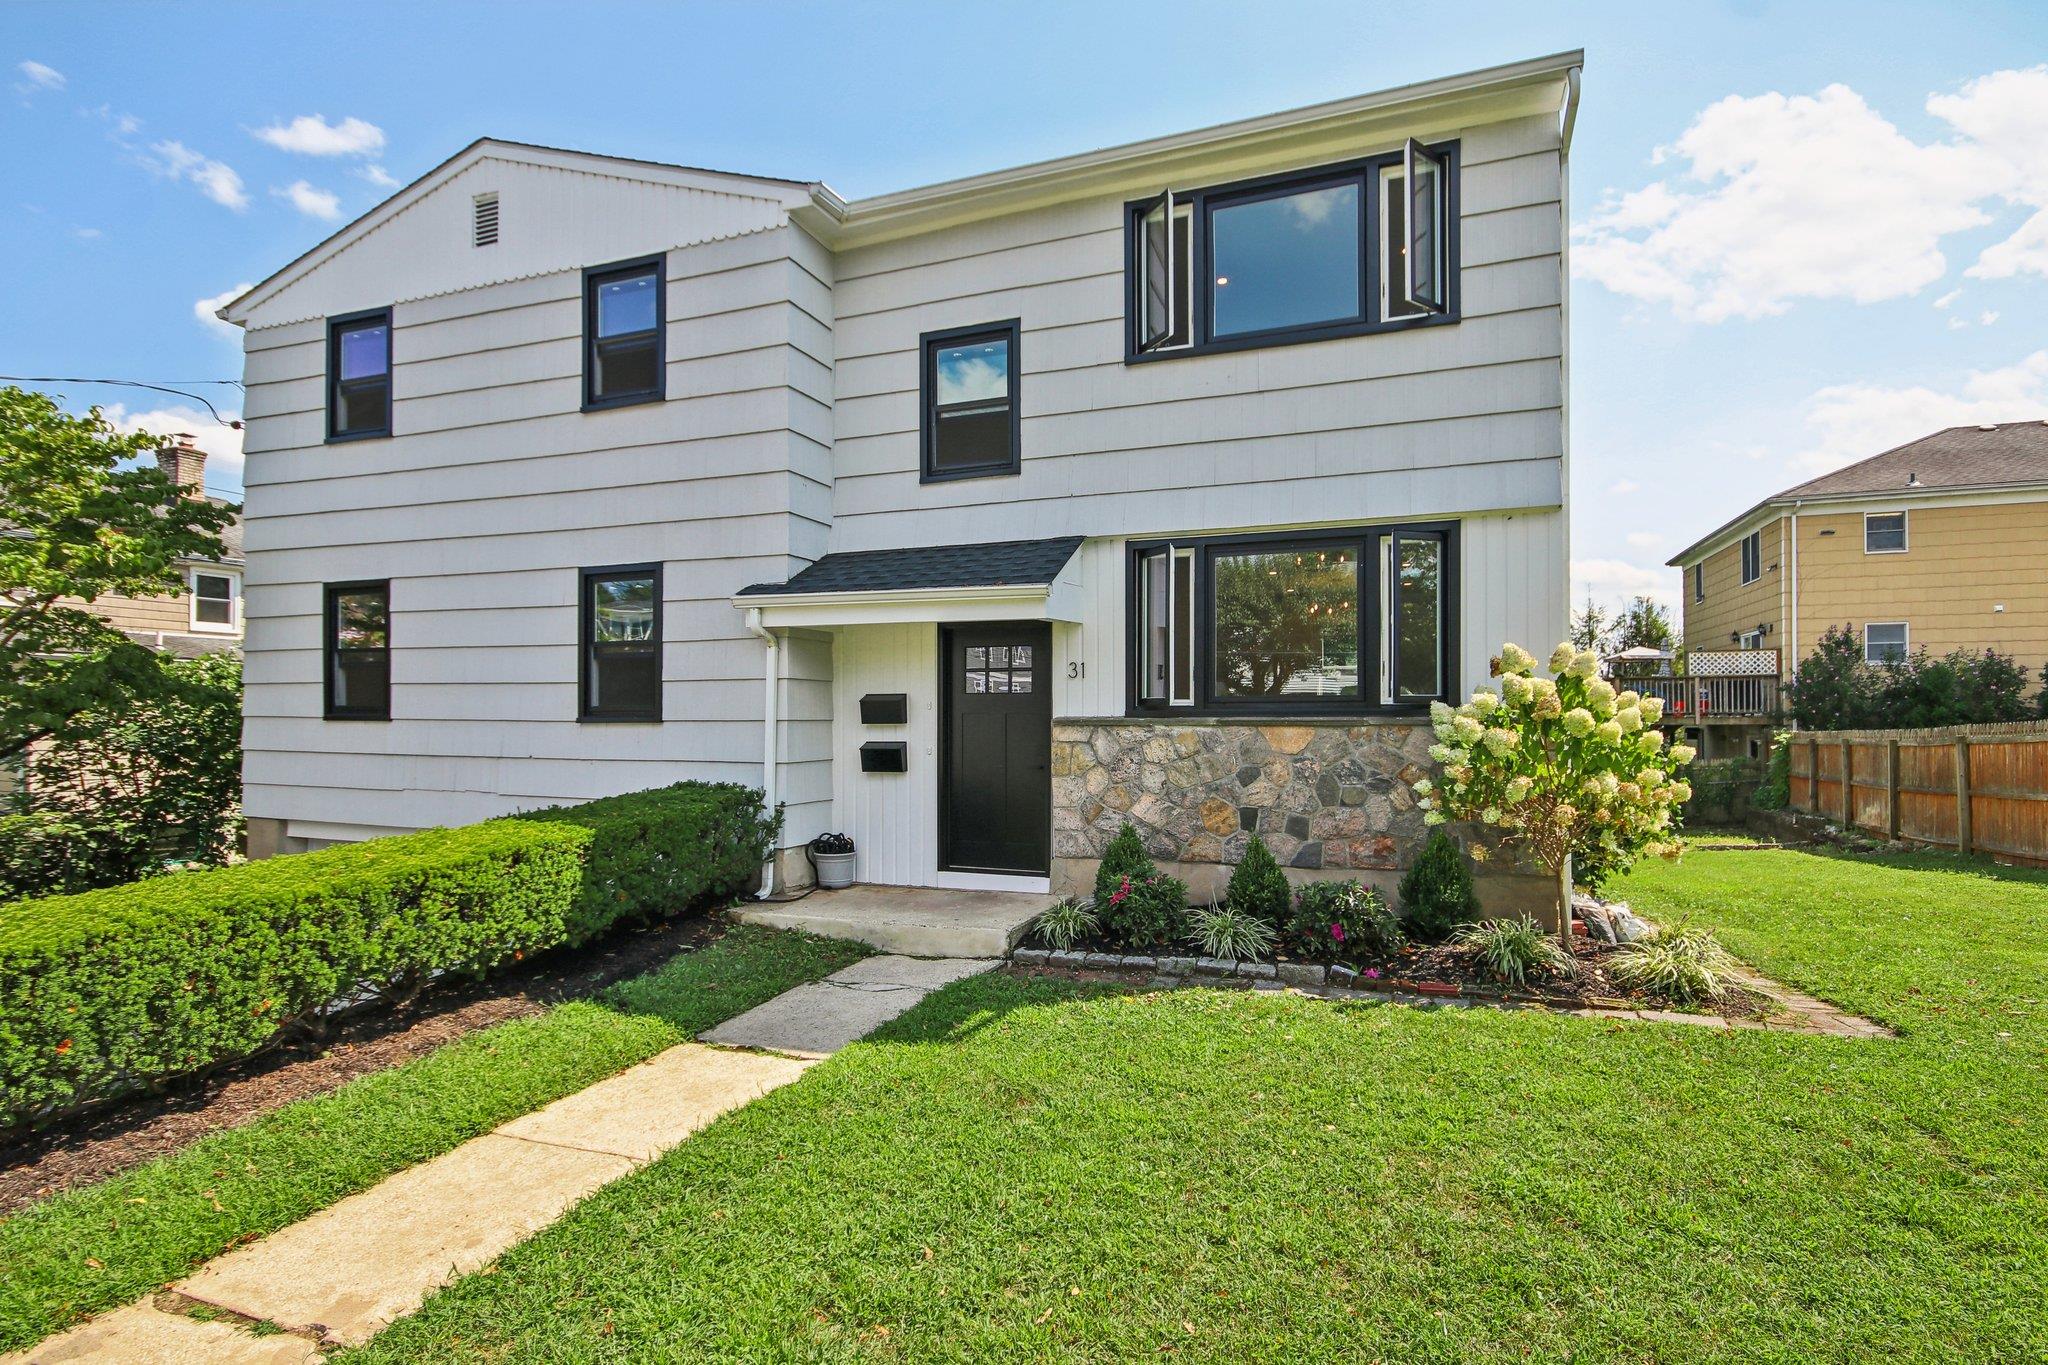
[515,781,780,944]
[0,782,776,1130]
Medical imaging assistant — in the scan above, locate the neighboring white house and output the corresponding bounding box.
[223,51,1578,903]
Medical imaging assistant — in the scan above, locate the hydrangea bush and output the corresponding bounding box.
[1411,642,1695,932]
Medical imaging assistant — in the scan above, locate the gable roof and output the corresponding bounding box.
[1670,420,2048,566]
[737,537,1085,599]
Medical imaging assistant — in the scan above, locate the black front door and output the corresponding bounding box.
[941,623,1052,875]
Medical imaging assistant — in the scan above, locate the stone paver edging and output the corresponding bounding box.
[1010,947,1892,1037]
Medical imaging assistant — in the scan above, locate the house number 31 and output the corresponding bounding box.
[1067,661,1085,679]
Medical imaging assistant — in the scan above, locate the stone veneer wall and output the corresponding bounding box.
[1050,716,1551,915]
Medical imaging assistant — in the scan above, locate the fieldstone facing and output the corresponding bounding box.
[1053,718,1436,872]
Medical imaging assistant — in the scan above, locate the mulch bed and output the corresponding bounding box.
[0,914,722,1216]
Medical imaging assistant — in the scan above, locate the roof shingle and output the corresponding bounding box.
[1778,421,2048,498]
[737,536,1084,598]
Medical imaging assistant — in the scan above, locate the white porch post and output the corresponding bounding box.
[745,607,780,897]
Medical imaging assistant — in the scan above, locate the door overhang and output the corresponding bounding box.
[732,535,1086,630]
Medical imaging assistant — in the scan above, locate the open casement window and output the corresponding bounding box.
[324,581,390,720]
[1401,138,1449,314]
[1377,530,1446,704]
[581,565,661,721]
[1136,545,1194,705]
[1136,191,1192,353]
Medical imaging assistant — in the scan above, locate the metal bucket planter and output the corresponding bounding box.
[810,835,857,889]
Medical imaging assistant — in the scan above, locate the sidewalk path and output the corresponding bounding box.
[7,954,994,1363]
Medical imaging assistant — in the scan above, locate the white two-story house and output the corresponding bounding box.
[224,51,1578,905]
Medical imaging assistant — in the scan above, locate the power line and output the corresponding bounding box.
[0,376,244,427]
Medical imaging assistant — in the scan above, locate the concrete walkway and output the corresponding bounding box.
[734,884,1053,957]
[8,953,995,1364]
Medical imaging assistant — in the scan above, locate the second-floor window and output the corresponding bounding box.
[921,321,1020,482]
[191,570,237,631]
[584,256,665,409]
[581,565,661,721]
[1865,622,1909,665]
[1740,531,1762,584]
[1866,511,1907,553]
[327,309,391,440]
[325,581,390,720]
[1127,140,1456,360]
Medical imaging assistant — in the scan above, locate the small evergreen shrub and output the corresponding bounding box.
[1288,880,1404,962]
[1609,926,1737,1003]
[1098,870,1189,949]
[1223,834,1291,927]
[1453,915,1574,986]
[1093,822,1156,905]
[1187,899,1277,962]
[1031,897,1097,951]
[1397,830,1481,942]
[1753,733,1792,811]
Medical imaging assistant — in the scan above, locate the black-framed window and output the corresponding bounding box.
[583,256,665,410]
[580,564,661,721]
[920,319,1020,482]
[1128,522,1456,716]
[1740,530,1762,585]
[324,581,390,720]
[327,308,391,441]
[1693,563,1705,602]
[1865,511,1907,553]
[1125,141,1458,362]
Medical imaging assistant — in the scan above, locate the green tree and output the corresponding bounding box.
[1611,595,1676,653]
[0,388,235,762]
[1569,596,1610,653]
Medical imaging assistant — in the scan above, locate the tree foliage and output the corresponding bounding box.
[1611,596,1677,653]
[1569,596,1609,652]
[1789,625,2038,730]
[0,387,236,762]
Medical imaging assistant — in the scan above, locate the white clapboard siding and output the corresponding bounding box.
[829,624,941,887]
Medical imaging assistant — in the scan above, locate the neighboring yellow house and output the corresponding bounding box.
[1667,421,2048,754]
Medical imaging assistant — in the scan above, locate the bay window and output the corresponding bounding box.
[1127,141,1457,359]
[1129,523,1455,714]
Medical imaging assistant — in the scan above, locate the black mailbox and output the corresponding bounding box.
[859,741,908,773]
[860,692,908,725]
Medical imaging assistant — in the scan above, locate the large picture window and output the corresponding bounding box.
[920,320,1020,482]
[324,581,390,720]
[1129,523,1455,714]
[583,256,665,409]
[327,308,391,441]
[1126,142,1458,361]
[580,564,661,721]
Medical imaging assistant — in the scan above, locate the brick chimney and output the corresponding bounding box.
[155,434,207,499]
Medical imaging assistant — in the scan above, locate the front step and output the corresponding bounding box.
[732,884,1054,958]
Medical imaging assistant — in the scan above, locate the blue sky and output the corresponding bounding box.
[5,0,2046,618]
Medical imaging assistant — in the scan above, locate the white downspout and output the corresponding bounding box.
[744,607,780,898]
[1787,501,1802,711]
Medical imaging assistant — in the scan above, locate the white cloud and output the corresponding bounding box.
[1933,288,1961,309]
[144,140,248,210]
[273,179,341,220]
[73,226,101,240]
[193,283,252,340]
[1928,66,2048,283]
[101,404,245,496]
[253,114,385,157]
[1572,557,1679,610]
[1625,531,1666,550]
[358,163,399,189]
[15,59,65,95]
[1981,310,2000,326]
[1786,350,2048,475]
[1607,479,1641,496]
[1575,82,1994,320]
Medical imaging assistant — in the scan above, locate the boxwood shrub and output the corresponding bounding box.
[0,782,776,1130]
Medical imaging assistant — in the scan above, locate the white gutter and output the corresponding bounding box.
[743,607,780,898]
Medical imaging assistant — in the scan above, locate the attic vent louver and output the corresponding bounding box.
[472,192,500,247]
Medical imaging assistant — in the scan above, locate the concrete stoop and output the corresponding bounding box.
[733,884,1055,957]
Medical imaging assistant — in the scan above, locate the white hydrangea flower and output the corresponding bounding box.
[1670,780,1693,802]
[1596,720,1623,744]
[1585,678,1616,709]
[1615,706,1642,732]
[1470,689,1500,715]
[1499,643,1537,676]
[1429,743,1454,763]
[1616,690,1640,709]
[1570,649,1600,679]
[1423,811,1446,826]
[1502,673,1532,704]
[1452,715,1483,744]
[1554,803,1578,826]
[1669,744,1697,765]
[1505,775,1533,803]
[1639,695,1664,723]
[1548,642,1577,673]
[1482,726,1518,756]
[1481,807,1501,824]
[1642,729,1666,752]
[1413,777,1433,795]
[1528,676,1557,702]
[1562,707,1595,738]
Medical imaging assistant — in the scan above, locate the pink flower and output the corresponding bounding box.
[1363,968,1381,979]
[1109,876,1131,907]
[1330,923,1345,942]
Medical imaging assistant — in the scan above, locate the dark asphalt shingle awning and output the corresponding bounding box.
[737,536,1084,600]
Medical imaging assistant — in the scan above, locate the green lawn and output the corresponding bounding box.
[343,848,2047,1364]
[0,924,870,1353]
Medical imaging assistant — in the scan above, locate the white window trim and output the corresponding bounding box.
[189,568,240,633]
[1739,629,1764,650]
[1377,165,1430,324]
[1864,509,1909,555]
[1740,530,1762,586]
[1863,621,1909,665]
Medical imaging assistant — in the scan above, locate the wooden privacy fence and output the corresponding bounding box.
[1788,720,2048,865]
